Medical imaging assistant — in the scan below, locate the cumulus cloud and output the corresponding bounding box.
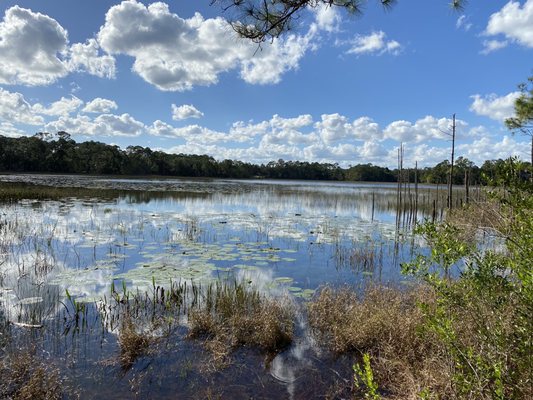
[172,104,204,120]
[68,39,116,78]
[0,6,69,85]
[458,135,528,162]
[345,31,402,56]
[315,114,380,144]
[469,92,521,121]
[149,120,246,143]
[150,113,316,146]
[383,116,468,142]
[45,113,145,137]
[33,96,83,117]
[485,0,533,48]
[0,6,117,86]
[82,98,118,114]
[150,111,521,168]
[240,32,314,85]
[97,0,317,91]
[155,111,527,167]
[0,88,44,125]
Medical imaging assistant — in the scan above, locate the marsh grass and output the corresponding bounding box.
[0,347,63,400]
[336,241,383,271]
[99,280,293,369]
[0,182,125,203]
[446,199,507,244]
[307,285,452,399]
[188,281,294,367]
[118,313,152,370]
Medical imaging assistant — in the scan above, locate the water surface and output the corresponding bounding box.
[0,174,456,398]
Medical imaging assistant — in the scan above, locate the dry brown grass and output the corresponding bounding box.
[0,349,62,400]
[118,315,152,370]
[188,282,293,367]
[447,199,508,244]
[307,285,453,399]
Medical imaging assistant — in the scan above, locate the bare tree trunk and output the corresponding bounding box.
[448,114,456,209]
[464,168,469,205]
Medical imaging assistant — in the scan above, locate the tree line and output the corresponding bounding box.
[0,132,529,185]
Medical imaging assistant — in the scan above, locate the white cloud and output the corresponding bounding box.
[345,31,402,56]
[0,122,28,138]
[358,140,387,158]
[240,32,314,85]
[314,3,342,33]
[260,129,316,146]
[45,113,145,137]
[456,15,473,31]
[172,104,204,120]
[480,39,509,54]
[0,6,69,85]
[156,111,528,168]
[151,113,315,146]
[383,116,468,142]
[271,114,313,130]
[0,6,118,87]
[485,0,533,48]
[228,114,313,140]
[469,92,520,121]
[33,96,83,117]
[68,39,116,78]
[97,0,317,91]
[149,120,245,143]
[0,88,44,125]
[82,98,118,114]
[458,135,528,162]
[315,114,380,144]
[229,120,270,138]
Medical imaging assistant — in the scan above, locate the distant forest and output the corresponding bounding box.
[0,132,528,185]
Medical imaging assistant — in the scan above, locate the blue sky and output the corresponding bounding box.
[0,0,531,167]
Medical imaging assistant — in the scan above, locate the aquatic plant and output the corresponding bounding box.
[0,348,63,400]
[353,353,380,400]
[117,313,152,370]
[188,281,294,367]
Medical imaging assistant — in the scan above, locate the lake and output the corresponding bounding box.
[0,175,463,398]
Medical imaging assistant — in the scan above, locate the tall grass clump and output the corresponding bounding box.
[188,281,293,365]
[0,349,63,400]
[307,285,449,398]
[118,313,152,370]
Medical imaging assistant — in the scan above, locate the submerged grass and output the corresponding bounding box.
[0,347,63,400]
[188,281,294,367]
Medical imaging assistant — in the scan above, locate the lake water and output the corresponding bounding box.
[0,175,457,398]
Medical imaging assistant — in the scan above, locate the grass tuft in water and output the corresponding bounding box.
[0,348,63,400]
[188,281,294,367]
[118,313,152,370]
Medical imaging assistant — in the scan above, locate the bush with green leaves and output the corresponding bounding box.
[402,158,532,399]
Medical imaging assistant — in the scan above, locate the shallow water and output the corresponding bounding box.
[0,175,457,398]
